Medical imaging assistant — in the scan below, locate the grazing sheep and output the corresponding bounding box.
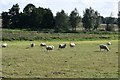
[40,43,46,47]
[99,44,110,51]
[30,43,35,47]
[58,44,66,49]
[70,43,75,47]
[1,43,8,48]
[46,45,54,51]
[107,42,111,45]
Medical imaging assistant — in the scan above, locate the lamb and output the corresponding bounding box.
[70,43,75,47]
[107,42,111,45]
[99,44,110,51]
[40,43,46,47]
[46,45,54,51]
[1,43,8,48]
[58,44,66,49]
[30,43,35,47]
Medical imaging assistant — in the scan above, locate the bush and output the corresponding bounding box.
[105,25,115,32]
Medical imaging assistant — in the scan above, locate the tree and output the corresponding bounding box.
[2,3,20,29]
[2,12,10,28]
[22,5,54,30]
[105,13,116,31]
[23,3,36,14]
[118,12,120,31]
[92,11,101,30]
[82,7,100,31]
[22,3,36,29]
[69,8,81,31]
[8,3,20,28]
[40,8,54,29]
[55,10,70,32]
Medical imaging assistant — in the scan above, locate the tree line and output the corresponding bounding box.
[2,3,118,32]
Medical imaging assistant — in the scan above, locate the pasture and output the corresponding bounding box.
[2,40,118,78]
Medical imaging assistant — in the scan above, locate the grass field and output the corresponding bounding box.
[1,40,118,78]
[1,29,119,41]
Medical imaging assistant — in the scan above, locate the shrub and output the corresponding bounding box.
[105,25,115,32]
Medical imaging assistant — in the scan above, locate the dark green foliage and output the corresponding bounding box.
[23,3,36,14]
[40,8,55,29]
[105,15,116,31]
[82,7,101,31]
[2,3,55,30]
[2,12,10,28]
[55,10,70,32]
[8,3,20,29]
[1,3,117,32]
[2,3,20,29]
[118,12,120,31]
[69,8,81,31]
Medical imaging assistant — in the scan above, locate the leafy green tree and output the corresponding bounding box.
[40,8,54,29]
[22,3,36,29]
[92,11,101,30]
[55,10,70,32]
[22,4,54,30]
[69,8,81,31]
[105,13,116,31]
[2,12,10,28]
[82,7,100,31]
[8,3,20,28]
[100,16,106,24]
[2,3,20,29]
[118,12,120,31]
[23,3,36,14]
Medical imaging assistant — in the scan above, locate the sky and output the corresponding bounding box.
[0,0,119,17]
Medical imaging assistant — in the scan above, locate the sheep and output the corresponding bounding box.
[58,44,66,49]
[70,43,75,47]
[1,43,8,48]
[107,42,111,45]
[30,43,35,47]
[46,45,54,51]
[99,44,110,51]
[40,43,46,47]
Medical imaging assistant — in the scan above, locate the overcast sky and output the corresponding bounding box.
[0,0,118,17]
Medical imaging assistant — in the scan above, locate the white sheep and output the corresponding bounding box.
[30,43,35,47]
[99,44,110,51]
[58,44,66,49]
[1,43,8,48]
[107,42,111,45]
[70,43,75,47]
[46,45,54,51]
[40,43,46,47]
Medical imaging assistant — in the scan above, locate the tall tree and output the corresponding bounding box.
[22,5,54,30]
[22,3,36,29]
[92,11,101,30]
[23,3,36,14]
[55,10,70,32]
[69,8,81,31]
[82,7,100,31]
[8,3,20,28]
[40,8,54,29]
[105,13,116,31]
[2,12,10,28]
[118,12,120,31]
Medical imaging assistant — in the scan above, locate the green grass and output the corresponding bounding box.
[2,40,118,78]
[1,29,119,41]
